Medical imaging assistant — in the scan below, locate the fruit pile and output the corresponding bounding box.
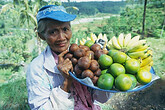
[65,43,108,85]
[67,33,153,91]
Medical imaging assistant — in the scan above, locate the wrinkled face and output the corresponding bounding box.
[41,20,72,54]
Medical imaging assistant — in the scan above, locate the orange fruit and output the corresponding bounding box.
[84,40,94,48]
[136,70,152,85]
[127,74,137,89]
[111,51,127,64]
[115,74,132,91]
[97,73,114,90]
[125,59,140,74]
[108,63,125,78]
[98,54,113,69]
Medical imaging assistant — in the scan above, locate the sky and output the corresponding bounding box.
[61,0,122,2]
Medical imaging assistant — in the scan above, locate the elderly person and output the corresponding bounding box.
[26,5,112,110]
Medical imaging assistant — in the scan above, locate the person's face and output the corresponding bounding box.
[41,20,72,54]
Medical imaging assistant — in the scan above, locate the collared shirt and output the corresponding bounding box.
[26,46,112,110]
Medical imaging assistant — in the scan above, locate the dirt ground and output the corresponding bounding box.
[105,79,165,110]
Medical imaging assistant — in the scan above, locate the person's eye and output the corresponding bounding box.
[63,27,69,32]
[50,29,58,35]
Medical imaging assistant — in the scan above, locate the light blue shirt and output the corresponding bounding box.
[26,46,112,110]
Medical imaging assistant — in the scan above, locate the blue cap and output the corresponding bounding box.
[36,5,76,23]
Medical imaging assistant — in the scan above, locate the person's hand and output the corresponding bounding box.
[57,50,73,92]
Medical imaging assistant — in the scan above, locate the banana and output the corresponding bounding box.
[108,38,113,45]
[103,34,108,42]
[107,39,115,50]
[123,33,132,47]
[79,40,85,45]
[127,50,148,59]
[111,36,121,50]
[149,60,153,66]
[140,55,153,67]
[140,53,151,59]
[128,42,148,52]
[147,49,153,56]
[140,65,151,71]
[118,33,124,48]
[87,37,91,41]
[82,38,86,44]
[127,35,140,48]
[98,33,103,40]
[75,38,78,44]
[90,33,97,43]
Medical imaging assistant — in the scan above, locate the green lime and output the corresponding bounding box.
[127,74,137,89]
[98,54,113,69]
[97,73,114,90]
[109,63,125,78]
[115,74,132,91]
[84,40,94,48]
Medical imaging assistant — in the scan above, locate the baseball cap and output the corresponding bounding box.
[36,5,76,23]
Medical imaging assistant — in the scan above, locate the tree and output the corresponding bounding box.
[142,0,147,38]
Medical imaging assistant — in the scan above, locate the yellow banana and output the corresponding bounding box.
[82,38,86,44]
[128,40,147,52]
[103,34,108,42]
[75,38,78,44]
[127,35,140,48]
[98,33,103,39]
[112,36,121,50]
[149,60,153,66]
[140,65,151,71]
[79,40,85,45]
[90,33,97,43]
[140,53,151,59]
[127,50,147,59]
[118,33,124,48]
[140,55,153,67]
[147,49,153,56]
[87,37,91,41]
[107,39,115,50]
[123,33,132,47]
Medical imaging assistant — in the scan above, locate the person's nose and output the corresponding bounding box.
[58,30,66,40]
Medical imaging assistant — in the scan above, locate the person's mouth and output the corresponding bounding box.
[56,41,67,47]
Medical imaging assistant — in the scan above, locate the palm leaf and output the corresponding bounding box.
[27,12,37,27]
[0,3,13,14]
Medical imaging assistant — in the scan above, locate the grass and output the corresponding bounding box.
[0,78,30,110]
[146,37,165,79]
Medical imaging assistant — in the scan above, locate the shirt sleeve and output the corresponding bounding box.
[26,63,74,110]
[92,89,113,103]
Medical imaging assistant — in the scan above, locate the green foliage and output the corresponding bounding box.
[0,78,30,110]
[118,4,164,37]
[63,1,126,15]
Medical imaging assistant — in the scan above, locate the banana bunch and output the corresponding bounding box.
[139,49,153,71]
[107,33,154,71]
[107,33,149,57]
[79,33,108,45]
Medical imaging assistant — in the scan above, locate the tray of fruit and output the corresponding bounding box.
[66,33,160,92]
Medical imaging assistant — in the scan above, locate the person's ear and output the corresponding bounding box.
[38,33,46,40]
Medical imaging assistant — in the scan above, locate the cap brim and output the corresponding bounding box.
[39,11,76,22]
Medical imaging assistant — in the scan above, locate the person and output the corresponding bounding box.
[26,5,112,110]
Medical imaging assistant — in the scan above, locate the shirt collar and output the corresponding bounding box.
[43,46,61,74]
